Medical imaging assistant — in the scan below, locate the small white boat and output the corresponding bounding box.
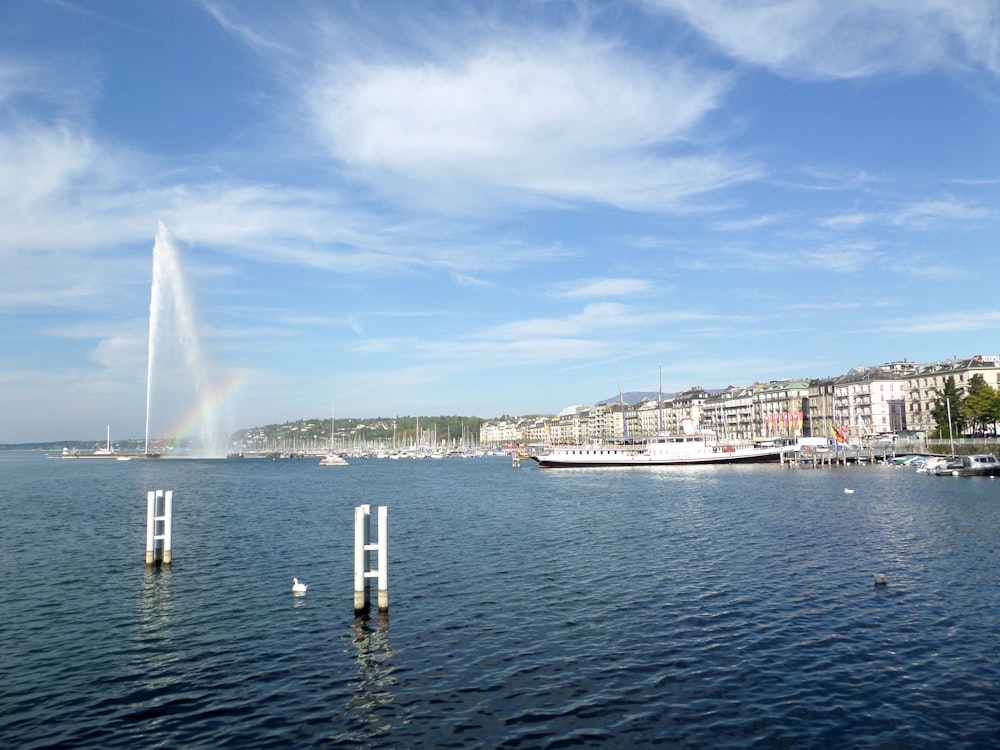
[916,457,949,474]
[319,454,348,466]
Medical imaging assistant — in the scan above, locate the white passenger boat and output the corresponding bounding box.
[530,433,796,468]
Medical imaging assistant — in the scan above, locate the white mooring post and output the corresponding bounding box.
[145,490,173,565]
[354,504,388,614]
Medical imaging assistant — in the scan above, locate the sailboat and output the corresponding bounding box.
[319,400,348,466]
[94,425,116,456]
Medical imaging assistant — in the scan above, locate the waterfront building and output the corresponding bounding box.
[588,401,630,441]
[703,386,756,440]
[661,387,709,435]
[635,399,664,436]
[755,380,809,440]
[477,354,1000,446]
[903,355,1000,434]
[479,418,528,448]
[550,405,590,444]
[805,379,836,440]
[525,417,553,445]
[832,365,910,437]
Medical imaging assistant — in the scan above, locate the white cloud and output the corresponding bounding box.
[821,197,992,231]
[485,302,733,340]
[713,213,784,232]
[299,31,755,211]
[882,310,1000,333]
[552,278,653,298]
[643,0,1000,79]
[0,124,100,208]
[888,198,992,229]
[820,212,876,229]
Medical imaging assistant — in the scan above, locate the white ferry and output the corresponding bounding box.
[530,432,796,468]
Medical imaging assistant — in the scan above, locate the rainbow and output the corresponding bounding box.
[161,370,247,453]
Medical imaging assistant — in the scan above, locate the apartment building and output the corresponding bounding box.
[903,356,1000,433]
[831,365,911,437]
[703,386,756,440]
[756,379,809,440]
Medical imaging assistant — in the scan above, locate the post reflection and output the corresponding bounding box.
[134,565,183,689]
[138,565,173,641]
[346,612,397,731]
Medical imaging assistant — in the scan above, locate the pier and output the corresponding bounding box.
[784,445,906,468]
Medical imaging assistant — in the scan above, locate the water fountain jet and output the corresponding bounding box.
[144,222,230,457]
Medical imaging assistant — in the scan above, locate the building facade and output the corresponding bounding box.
[903,356,1000,434]
[479,355,1000,446]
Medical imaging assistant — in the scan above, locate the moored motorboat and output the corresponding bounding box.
[932,453,1000,477]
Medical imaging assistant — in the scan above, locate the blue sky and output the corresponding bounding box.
[3,0,1000,444]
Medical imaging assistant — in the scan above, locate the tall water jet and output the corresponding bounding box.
[144,222,231,457]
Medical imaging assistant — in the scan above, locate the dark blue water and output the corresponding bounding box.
[2,453,998,748]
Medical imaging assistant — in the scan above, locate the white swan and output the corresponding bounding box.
[292,577,308,593]
[843,488,855,494]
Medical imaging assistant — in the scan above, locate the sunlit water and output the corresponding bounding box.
[1,452,998,748]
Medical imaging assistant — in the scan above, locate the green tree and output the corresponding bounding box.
[930,376,964,439]
[962,374,999,436]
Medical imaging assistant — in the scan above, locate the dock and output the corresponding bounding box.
[783,445,900,468]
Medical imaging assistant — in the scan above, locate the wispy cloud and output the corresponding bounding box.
[643,0,1000,79]
[889,198,992,229]
[821,196,992,231]
[551,278,653,298]
[713,213,785,232]
[879,310,1000,334]
[485,302,742,340]
[711,241,882,273]
[275,13,757,213]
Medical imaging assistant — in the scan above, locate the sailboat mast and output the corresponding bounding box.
[616,366,628,440]
[658,365,663,434]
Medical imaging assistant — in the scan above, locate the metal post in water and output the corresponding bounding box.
[162,491,172,564]
[377,505,388,612]
[145,490,173,565]
[354,504,371,613]
[145,492,155,564]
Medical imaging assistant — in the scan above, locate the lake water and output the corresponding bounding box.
[1,452,998,748]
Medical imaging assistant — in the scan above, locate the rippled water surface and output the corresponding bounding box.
[2,452,999,748]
